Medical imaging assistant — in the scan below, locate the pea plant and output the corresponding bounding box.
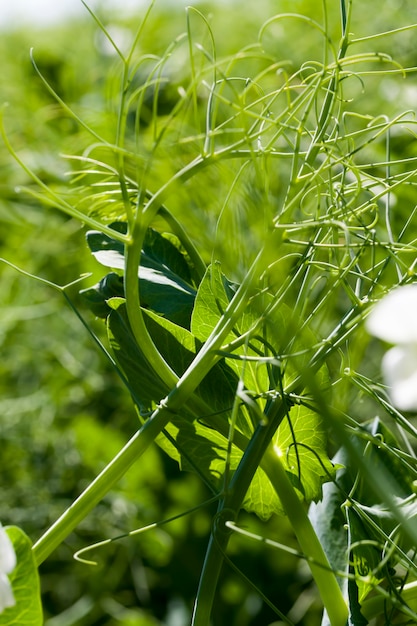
[2,0,417,624]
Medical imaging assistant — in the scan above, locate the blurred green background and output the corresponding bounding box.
[1,1,417,624]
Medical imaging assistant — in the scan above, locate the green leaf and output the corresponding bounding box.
[309,448,374,626]
[239,404,336,520]
[144,312,238,417]
[85,223,196,326]
[191,266,336,517]
[190,262,326,399]
[274,404,336,503]
[309,418,417,623]
[190,261,237,343]
[106,298,240,488]
[309,472,348,586]
[86,221,126,268]
[0,527,42,626]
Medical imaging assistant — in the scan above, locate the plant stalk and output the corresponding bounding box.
[191,397,290,626]
[262,448,349,626]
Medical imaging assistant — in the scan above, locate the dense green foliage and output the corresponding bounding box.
[2,1,417,624]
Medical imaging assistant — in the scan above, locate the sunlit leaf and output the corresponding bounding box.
[274,405,336,503]
[238,404,336,520]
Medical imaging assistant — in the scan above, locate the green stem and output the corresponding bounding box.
[192,378,348,626]
[192,398,290,626]
[33,341,242,566]
[33,403,172,565]
[124,211,277,399]
[262,448,348,626]
[192,391,348,626]
[124,218,179,388]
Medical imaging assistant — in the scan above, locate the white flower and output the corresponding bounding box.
[366,285,417,411]
[0,524,16,613]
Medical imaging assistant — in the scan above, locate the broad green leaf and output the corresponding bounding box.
[107,299,239,416]
[309,418,417,622]
[190,261,237,344]
[166,402,336,521]
[164,405,333,520]
[309,448,351,625]
[106,262,335,519]
[240,404,336,520]
[85,223,196,327]
[142,310,239,417]
[163,418,237,487]
[240,467,282,521]
[190,263,327,399]
[108,299,314,509]
[0,527,42,626]
[309,448,368,626]
[273,404,336,504]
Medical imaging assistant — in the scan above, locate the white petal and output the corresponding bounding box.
[0,526,16,575]
[382,345,417,411]
[0,573,15,612]
[366,285,417,344]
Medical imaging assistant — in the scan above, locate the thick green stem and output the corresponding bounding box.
[192,399,290,626]
[124,218,179,388]
[262,448,348,626]
[124,213,276,399]
[32,349,240,566]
